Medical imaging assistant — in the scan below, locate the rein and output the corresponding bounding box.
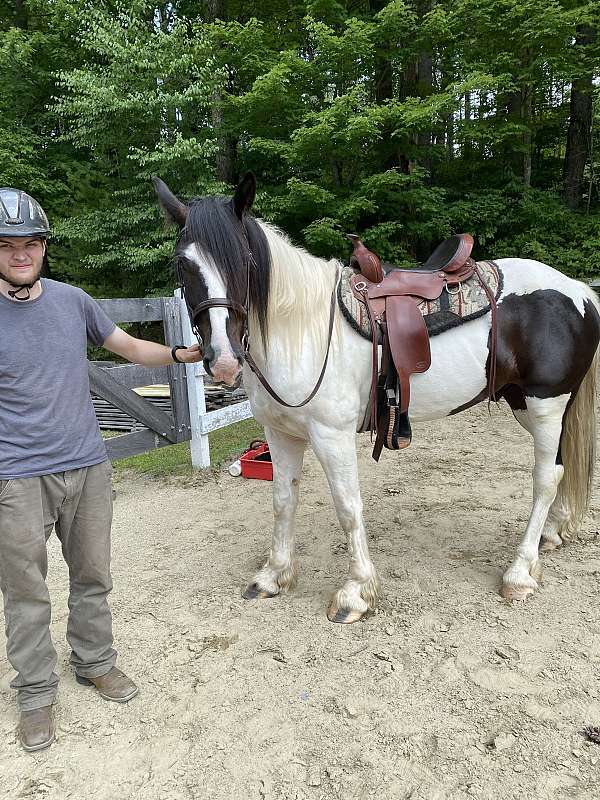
[178,223,340,408]
[243,270,339,409]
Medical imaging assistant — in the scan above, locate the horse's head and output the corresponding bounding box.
[154,173,269,387]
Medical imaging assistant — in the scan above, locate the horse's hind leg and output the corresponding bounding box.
[243,427,306,600]
[538,498,570,551]
[502,394,569,601]
[310,424,379,624]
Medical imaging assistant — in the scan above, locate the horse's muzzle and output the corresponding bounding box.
[205,351,244,387]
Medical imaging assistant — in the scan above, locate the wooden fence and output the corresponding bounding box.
[90,292,252,467]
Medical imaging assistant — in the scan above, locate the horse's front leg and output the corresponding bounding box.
[242,426,306,600]
[310,424,379,624]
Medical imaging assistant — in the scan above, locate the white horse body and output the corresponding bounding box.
[223,228,595,621]
[160,168,598,624]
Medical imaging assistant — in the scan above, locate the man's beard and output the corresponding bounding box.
[0,263,43,288]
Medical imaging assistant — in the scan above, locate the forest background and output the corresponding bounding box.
[1,0,599,298]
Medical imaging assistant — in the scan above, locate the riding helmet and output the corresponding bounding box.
[0,188,50,237]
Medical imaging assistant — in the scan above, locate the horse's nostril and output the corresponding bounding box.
[203,357,213,376]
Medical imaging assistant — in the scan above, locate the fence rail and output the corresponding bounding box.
[90,292,252,467]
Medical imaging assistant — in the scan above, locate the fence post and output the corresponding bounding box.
[175,289,211,468]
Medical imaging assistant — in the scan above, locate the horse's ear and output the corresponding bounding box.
[232,172,256,219]
[152,177,188,228]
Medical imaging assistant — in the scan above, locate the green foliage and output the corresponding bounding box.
[1,0,599,298]
[303,217,348,259]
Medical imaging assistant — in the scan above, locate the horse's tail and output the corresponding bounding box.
[556,286,599,539]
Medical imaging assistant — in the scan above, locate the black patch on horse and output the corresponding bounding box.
[450,290,600,417]
[494,290,600,400]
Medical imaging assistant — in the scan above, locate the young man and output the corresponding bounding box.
[0,188,201,752]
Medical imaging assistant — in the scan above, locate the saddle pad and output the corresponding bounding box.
[338,260,503,341]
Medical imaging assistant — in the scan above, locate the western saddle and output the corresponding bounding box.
[349,233,497,460]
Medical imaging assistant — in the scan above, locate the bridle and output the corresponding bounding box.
[177,219,340,409]
[176,225,252,352]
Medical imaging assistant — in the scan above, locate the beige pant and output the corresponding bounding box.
[0,461,117,710]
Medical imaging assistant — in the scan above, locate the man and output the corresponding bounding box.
[0,188,201,752]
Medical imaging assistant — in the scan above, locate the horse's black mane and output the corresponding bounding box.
[176,195,271,342]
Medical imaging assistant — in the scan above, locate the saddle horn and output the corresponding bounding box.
[347,233,384,284]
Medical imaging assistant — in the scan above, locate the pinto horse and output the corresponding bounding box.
[155,173,599,624]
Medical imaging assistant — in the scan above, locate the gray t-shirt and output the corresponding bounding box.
[0,279,116,479]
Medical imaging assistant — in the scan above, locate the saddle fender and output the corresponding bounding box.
[386,295,432,414]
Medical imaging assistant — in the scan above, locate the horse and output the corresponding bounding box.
[154,172,600,624]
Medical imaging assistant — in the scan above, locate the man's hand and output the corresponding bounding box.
[174,344,202,364]
[104,328,203,367]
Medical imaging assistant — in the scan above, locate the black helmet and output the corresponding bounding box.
[0,188,50,238]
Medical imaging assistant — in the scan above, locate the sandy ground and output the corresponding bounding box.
[1,402,599,800]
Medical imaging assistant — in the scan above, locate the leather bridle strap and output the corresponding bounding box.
[244,270,340,408]
[178,221,339,408]
[190,298,247,318]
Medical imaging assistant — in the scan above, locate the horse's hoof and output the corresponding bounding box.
[500,583,535,602]
[242,583,278,600]
[539,538,561,552]
[327,606,365,624]
[529,561,543,583]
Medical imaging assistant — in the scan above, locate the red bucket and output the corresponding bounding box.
[240,440,273,481]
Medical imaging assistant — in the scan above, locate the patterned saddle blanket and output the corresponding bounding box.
[338,260,503,340]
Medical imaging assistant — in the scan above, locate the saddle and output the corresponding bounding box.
[349,233,498,460]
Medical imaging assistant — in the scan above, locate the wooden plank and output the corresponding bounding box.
[96,298,164,323]
[105,429,175,460]
[177,291,211,467]
[96,363,171,390]
[88,363,177,442]
[92,396,172,430]
[162,296,191,443]
[198,400,253,435]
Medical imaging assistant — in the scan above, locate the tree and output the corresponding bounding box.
[564,24,597,209]
[2,0,599,298]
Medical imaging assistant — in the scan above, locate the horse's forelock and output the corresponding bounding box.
[176,196,271,344]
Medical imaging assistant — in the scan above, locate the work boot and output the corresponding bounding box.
[76,667,139,703]
[19,706,55,752]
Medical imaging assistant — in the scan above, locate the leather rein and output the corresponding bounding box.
[178,226,340,409]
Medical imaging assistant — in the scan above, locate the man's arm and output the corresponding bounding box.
[103,327,202,366]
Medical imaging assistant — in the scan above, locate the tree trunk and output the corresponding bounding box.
[371,0,393,102]
[522,84,533,187]
[207,0,236,184]
[564,25,596,209]
[417,51,433,151]
[502,72,537,184]
[440,60,454,160]
[213,107,236,185]
[206,0,227,19]
[371,1,397,170]
[463,91,472,159]
[14,0,28,28]
[446,113,454,159]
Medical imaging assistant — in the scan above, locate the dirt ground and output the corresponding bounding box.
[1,402,599,800]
